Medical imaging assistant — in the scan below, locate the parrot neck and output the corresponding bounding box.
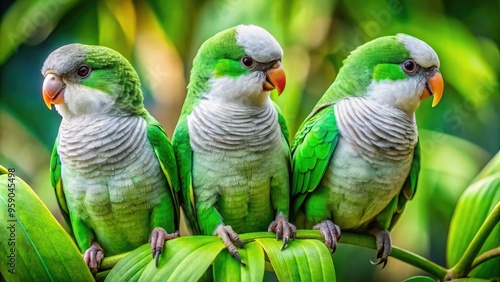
[335,97,418,161]
[57,113,149,172]
[187,99,281,152]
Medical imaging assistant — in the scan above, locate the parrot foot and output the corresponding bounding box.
[149,227,180,267]
[313,220,341,253]
[268,215,297,250]
[83,241,104,276]
[216,225,246,266]
[368,228,392,268]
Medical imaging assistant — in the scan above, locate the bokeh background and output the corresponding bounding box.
[0,0,498,281]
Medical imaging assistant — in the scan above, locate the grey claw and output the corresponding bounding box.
[313,220,341,252]
[232,252,246,266]
[368,227,391,268]
[280,236,289,251]
[370,258,388,269]
[154,250,161,267]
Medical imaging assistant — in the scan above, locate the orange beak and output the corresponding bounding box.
[263,61,286,95]
[421,71,444,107]
[42,73,65,110]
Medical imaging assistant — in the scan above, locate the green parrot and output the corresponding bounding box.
[173,25,296,264]
[41,44,180,274]
[291,34,444,266]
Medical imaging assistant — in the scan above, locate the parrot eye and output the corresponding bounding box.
[402,60,417,74]
[241,56,255,68]
[76,65,91,78]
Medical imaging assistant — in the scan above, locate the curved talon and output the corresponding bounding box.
[268,215,297,250]
[368,227,392,268]
[370,257,388,268]
[370,254,388,269]
[232,252,246,266]
[149,228,180,267]
[154,250,161,267]
[280,236,289,251]
[216,225,245,265]
[313,220,341,252]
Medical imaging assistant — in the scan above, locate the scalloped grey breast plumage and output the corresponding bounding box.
[187,100,289,233]
[57,113,167,254]
[323,97,418,230]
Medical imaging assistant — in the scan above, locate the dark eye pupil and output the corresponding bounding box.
[242,57,254,67]
[404,60,416,72]
[77,66,89,77]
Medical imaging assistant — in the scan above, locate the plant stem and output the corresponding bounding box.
[296,230,448,279]
[446,201,500,279]
[99,251,131,271]
[471,247,500,271]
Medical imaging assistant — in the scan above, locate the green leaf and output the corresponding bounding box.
[213,241,265,282]
[104,244,151,282]
[402,276,437,282]
[0,0,80,64]
[474,151,500,182]
[0,165,93,282]
[255,238,336,281]
[139,236,225,281]
[447,172,500,278]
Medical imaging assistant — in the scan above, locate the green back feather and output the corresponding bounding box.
[172,116,200,234]
[50,137,72,234]
[291,104,339,217]
[144,113,181,230]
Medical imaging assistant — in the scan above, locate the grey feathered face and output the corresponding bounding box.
[41,44,144,119]
[42,44,88,78]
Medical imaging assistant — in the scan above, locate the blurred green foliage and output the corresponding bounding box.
[0,0,498,281]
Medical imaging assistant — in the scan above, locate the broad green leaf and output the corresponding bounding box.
[447,173,500,278]
[139,236,225,282]
[104,244,151,282]
[213,241,265,282]
[255,238,335,281]
[0,165,93,282]
[474,151,500,182]
[0,0,80,64]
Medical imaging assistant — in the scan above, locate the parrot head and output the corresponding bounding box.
[41,44,144,119]
[188,24,286,107]
[330,33,443,114]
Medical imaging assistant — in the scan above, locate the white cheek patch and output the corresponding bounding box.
[56,84,115,119]
[365,77,424,114]
[235,25,283,62]
[207,72,269,106]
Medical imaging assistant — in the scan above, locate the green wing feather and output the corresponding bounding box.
[272,101,292,217]
[172,116,200,234]
[387,140,420,230]
[291,104,340,216]
[273,101,290,147]
[50,137,72,234]
[144,114,181,230]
